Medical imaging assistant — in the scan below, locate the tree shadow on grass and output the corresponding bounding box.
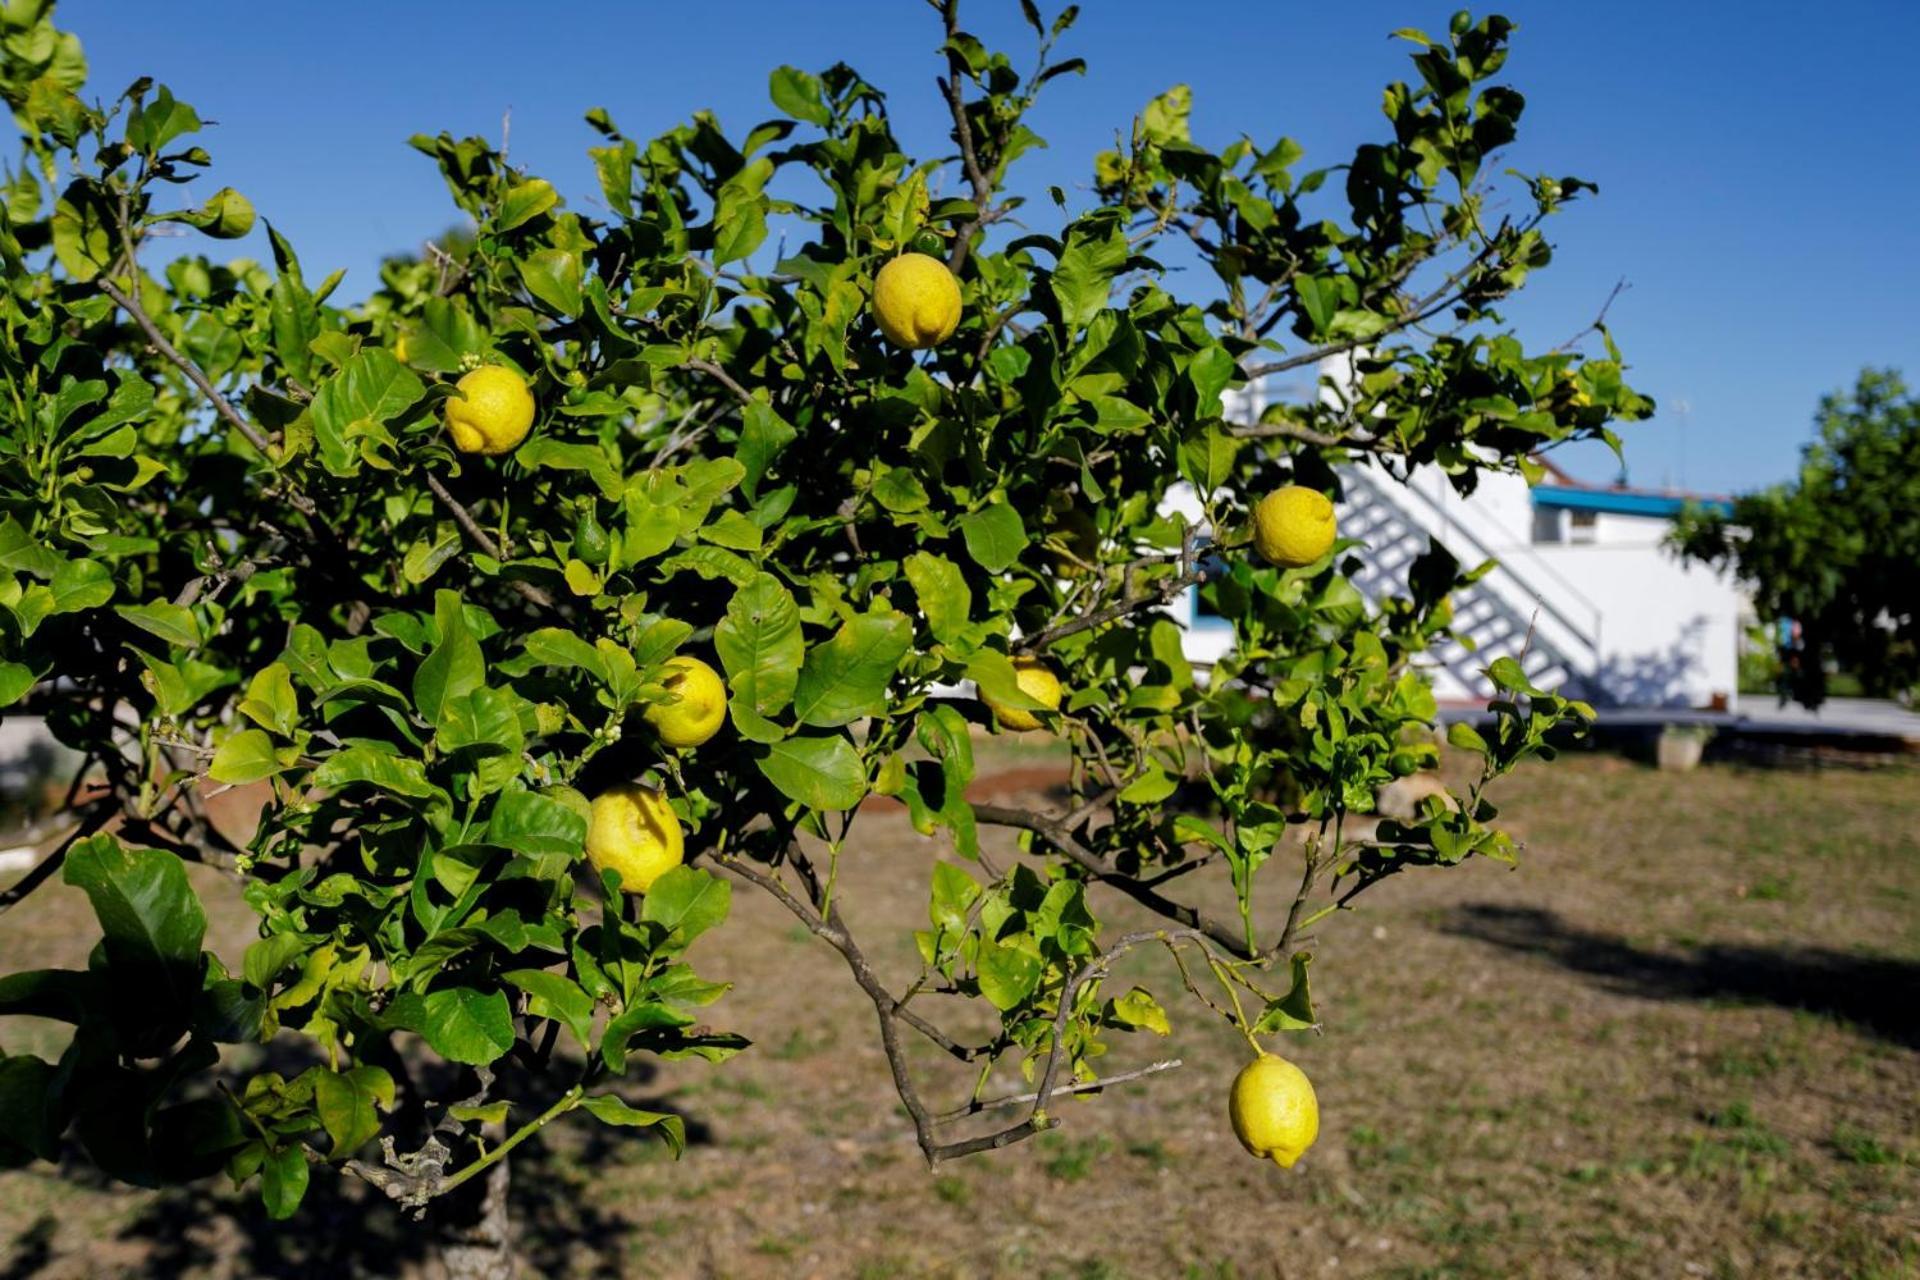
[1442,903,1920,1051]
[1,1063,711,1280]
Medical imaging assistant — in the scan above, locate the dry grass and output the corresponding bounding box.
[1,747,1916,1279]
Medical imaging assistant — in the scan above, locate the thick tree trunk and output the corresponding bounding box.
[435,1153,515,1280]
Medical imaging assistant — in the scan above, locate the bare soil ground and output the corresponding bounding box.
[1,747,1916,1279]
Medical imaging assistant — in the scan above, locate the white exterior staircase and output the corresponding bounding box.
[1337,466,1603,703]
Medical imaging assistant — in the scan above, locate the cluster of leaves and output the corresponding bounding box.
[1672,368,1918,708]
[0,0,1632,1225]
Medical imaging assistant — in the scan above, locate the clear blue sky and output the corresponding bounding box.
[68,0,1920,495]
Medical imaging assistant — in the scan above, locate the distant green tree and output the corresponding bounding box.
[1673,369,1920,708]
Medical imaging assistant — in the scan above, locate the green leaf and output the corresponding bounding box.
[792,612,911,727]
[497,178,559,230]
[957,504,1028,573]
[1295,276,1337,336]
[238,662,300,736]
[714,573,803,716]
[312,1066,393,1158]
[522,627,611,684]
[1108,986,1172,1035]
[1188,345,1238,416]
[640,866,732,947]
[62,835,206,1038]
[737,401,795,497]
[1117,764,1178,805]
[520,248,584,315]
[964,650,1046,712]
[1252,951,1316,1034]
[928,862,980,933]
[977,939,1042,1010]
[0,661,40,708]
[1049,220,1128,331]
[414,590,485,724]
[1178,425,1243,494]
[1486,656,1544,696]
[307,348,424,477]
[48,556,114,616]
[903,552,971,646]
[209,728,289,786]
[115,600,200,648]
[755,734,867,811]
[578,1094,687,1156]
[260,1144,308,1220]
[503,970,595,1050]
[418,987,515,1066]
[711,186,768,267]
[311,745,436,799]
[1446,721,1490,755]
[243,932,310,990]
[0,1054,59,1164]
[599,1001,695,1072]
[768,65,830,126]
[872,465,929,514]
[487,789,587,856]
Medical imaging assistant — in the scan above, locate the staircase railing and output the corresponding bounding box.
[1342,467,1603,680]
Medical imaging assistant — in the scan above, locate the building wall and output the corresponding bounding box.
[1398,467,1746,708]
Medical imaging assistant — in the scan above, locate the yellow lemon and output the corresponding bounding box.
[444,365,536,455]
[394,331,410,364]
[1251,486,1336,568]
[983,656,1062,732]
[643,656,727,750]
[1228,1051,1320,1168]
[585,782,684,895]
[872,252,962,350]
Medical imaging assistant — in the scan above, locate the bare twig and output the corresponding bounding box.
[938,0,997,275]
[935,1058,1183,1121]
[1552,277,1628,353]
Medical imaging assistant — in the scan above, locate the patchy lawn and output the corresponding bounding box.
[2,748,1916,1279]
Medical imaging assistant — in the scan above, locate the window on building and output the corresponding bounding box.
[1531,507,1563,544]
[1569,510,1598,544]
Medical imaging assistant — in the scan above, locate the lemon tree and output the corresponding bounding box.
[0,1,1645,1268]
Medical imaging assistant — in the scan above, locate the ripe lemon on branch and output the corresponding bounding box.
[871,252,962,350]
[1251,486,1336,568]
[443,365,536,455]
[983,656,1062,731]
[643,656,726,749]
[585,782,684,894]
[1228,1050,1320,1168]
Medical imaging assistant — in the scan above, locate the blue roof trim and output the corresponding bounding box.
[1533,485,1733,518]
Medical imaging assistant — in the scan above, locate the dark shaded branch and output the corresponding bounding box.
[421,474,554,610]
[0,801,114,917]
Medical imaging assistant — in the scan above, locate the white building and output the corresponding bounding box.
[1168,371,1748,710]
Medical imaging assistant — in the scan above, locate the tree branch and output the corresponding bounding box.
[971,803,1255,959]
[0,801,114,918]
[680,358,755,407]
[934,1057,1183,1121]
[421,473,554,610]
[98,274,275,457]
[938,0,997,275]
